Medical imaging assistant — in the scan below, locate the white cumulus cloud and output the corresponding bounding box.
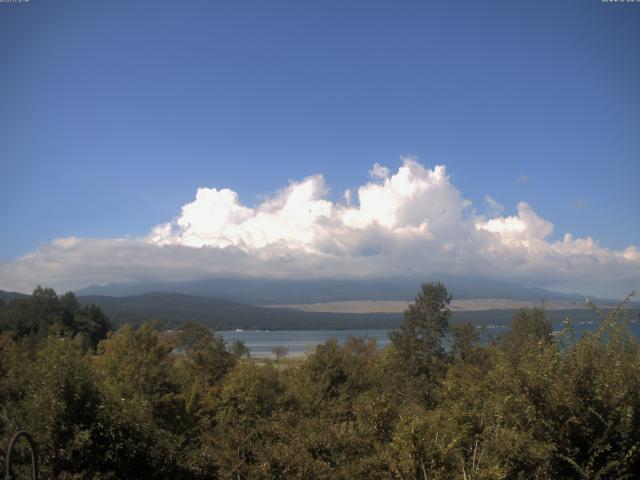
[0,158,638,297]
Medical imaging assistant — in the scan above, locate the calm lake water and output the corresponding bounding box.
[220,322,640,358]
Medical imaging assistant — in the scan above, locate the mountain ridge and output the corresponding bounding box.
[76,291,403,330]
[75,275,603,305]
[3,288,635,331]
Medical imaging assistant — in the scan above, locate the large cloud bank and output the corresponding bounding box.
[1,159,638,297]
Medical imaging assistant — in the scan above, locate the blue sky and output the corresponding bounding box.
[0,0,639,295]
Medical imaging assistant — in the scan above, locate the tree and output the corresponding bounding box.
[91,323,189,478]
[0,287,111,348]
[174,321,235,387]
[230,340,250,359]
[451,322,484,365]
[211,360,284,479]
[272,345,289,361]
[499,307,552,361]
[389,282,451,378]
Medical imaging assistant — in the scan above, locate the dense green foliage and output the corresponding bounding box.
[0,286,111,348]
[1,284,640,479]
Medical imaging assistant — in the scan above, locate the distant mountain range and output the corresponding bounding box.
[2,281,635,330]
[3,276,633,331]
[69,277,627,330]
[75,275,600,305]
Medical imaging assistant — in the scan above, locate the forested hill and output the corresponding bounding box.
[0,290,28,303]
[76,292,634,330]
[2,289,635,331]
[76,292,403,330]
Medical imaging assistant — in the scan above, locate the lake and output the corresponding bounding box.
[219,321,640,358]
